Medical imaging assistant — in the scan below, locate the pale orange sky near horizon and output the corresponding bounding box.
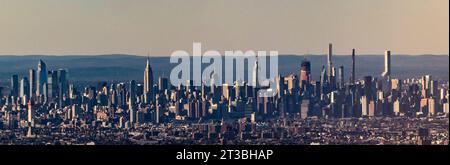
[0,0,448,56]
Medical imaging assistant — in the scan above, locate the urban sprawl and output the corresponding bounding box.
[0,44,448,145]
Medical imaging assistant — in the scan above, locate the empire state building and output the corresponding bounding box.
[144,57,154,102]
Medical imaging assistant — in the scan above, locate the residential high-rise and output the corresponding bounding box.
[351,49,356,84]
[57,69,67,107]
[381,50,391,78]
[129,97,135,125]
[29,69,36,99]
[37,60,47,98]
[327,43,333,83]
[129,80,136,105]
[252,56,259,88]
[320,65,327,96]
[10,75,19,97]
[155,95,160,124]
[338,66,344,89]
[381,50,392,92]
[20,77,29,98]
[331,66,336,90]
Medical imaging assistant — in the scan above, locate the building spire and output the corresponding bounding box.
[146,52,150,66]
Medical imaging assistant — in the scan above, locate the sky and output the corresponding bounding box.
[0,0,448,56]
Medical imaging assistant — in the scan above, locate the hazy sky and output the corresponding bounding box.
[0,0,448,56]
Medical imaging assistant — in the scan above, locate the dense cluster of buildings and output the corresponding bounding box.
[0,44,448,145]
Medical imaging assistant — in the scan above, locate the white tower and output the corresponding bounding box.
[381,50,391,78]
[327,43,333,83]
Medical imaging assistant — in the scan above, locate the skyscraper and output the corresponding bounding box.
[37,60,47,98]
[129,80,136,105]
[381,50,392,92]
[20,77,29,98]
[57,69,67,98]
[364,76,374,101]
[158,76,168,92]
[381,50,391,78]
[155,95,160,124]
[320,65,327,97]
[327,43,333,83]
[300,59,311,89]
[252,56,259,88]
[29,69,36,99]
[222,84,230,100]
[284,74,298,94]
[57,69,67,108]
[27,100,34,124]
[129,97,135,126]
[10,75,19,98]
[360,95,368,116]
[47,71,58,102]
[143,57,154,102]
[338,66,344,89]
[351,49,356,84]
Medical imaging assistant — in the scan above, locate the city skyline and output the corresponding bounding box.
[0,0,448,147]
[0,0,448,56]
[0,42,448,145]
[0,1,448,163]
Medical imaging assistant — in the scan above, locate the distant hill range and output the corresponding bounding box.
[0,54,448,86]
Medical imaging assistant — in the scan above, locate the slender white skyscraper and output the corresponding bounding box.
[20,77,29,98]
[381,50,391,78]
[327,43,333,83]
[129,97,135,126]
[252,56,259,88]
[29,69,36,99]
[381,50,392,93]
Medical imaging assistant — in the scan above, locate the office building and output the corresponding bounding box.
[37,60,47,97]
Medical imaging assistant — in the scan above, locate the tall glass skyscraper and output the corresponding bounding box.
[37,60,47,98]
